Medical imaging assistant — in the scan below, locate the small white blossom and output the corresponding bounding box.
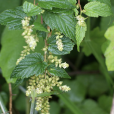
[59,85,71,92]
[61,62,69,69]
[36,88,43,94]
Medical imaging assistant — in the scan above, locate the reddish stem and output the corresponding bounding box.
[78,0,82,11]
[9,83,12,114]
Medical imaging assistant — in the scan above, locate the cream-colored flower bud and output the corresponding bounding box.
[59,85,71,92]
[61,62,69,69]
[48,55,53,59]
[56,35,60,40]
[50,59,55,63]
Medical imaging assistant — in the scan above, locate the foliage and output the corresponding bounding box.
[0,0,114,114]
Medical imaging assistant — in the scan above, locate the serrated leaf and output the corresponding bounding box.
[68,0,77,5]
[76,24,87,51]
[23,1,43,16]
[88,0,111,7]
[47,64,70,78]
[51,8,74,15]
[43,11,76,42]
[103,26,114,71]
[84,2,112,17]
[0,6,26,30]
[14,79,24,87]
[47,35,74,55]
[0,27,44,83]
[11,53,47,79]
[37,0,75,10]
[34,21,48,32]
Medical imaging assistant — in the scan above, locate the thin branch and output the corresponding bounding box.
[41,16,43,24]
[34,0,35,5]
[9,83,12,114]
[78,0,82,11]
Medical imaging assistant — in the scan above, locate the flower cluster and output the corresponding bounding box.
[55,32,64,51]
[16,17,38,65]
[26,74,70,114]
[48,54,69,69]
[76,15,86,26]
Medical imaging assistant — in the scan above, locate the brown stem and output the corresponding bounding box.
[78,0,82,11]
[44,39,47,62]
[9,83,12,114]
[34,0,35,5]
[41,16,43,24]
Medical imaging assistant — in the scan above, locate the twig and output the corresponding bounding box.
[9,83,12,114]
[78,0,82,11]
[34,0,35,5]
[41,16,43,24]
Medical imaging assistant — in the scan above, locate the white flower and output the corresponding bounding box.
[59,85,71,92]
[61,62,69,69]
[56,39,63,51]
[36,88,43,94]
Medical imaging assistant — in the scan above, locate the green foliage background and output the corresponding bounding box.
[0,0,114,114]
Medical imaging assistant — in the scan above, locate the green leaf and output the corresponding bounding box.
[0,94,8,114]
[0,0,20,13]
[23,1,43,16]
[0,92,8,106]
[33,21,48,32]
[98,95,112,113]
[84,2,112,17]
[76,24,87,51]
[14,93,26,111]
[47,35,74,55]
[88,0,111,7]
[14,79,24,87]
[103,26,114,71]
[0,27,44,83]
[82,27,105,56]
[88,75,108,97]
[51,8,74,15]
[68,0,77,5]
[81,19,113,89]
[81,99,108,114]
[43,11,76,42]
[47,64,70,78]
[63,80,87,103]
[0,6,26,30]
[11,53,47,79]
[50,102,61,114]
[54,87,83,114]
[37,0,75,10]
